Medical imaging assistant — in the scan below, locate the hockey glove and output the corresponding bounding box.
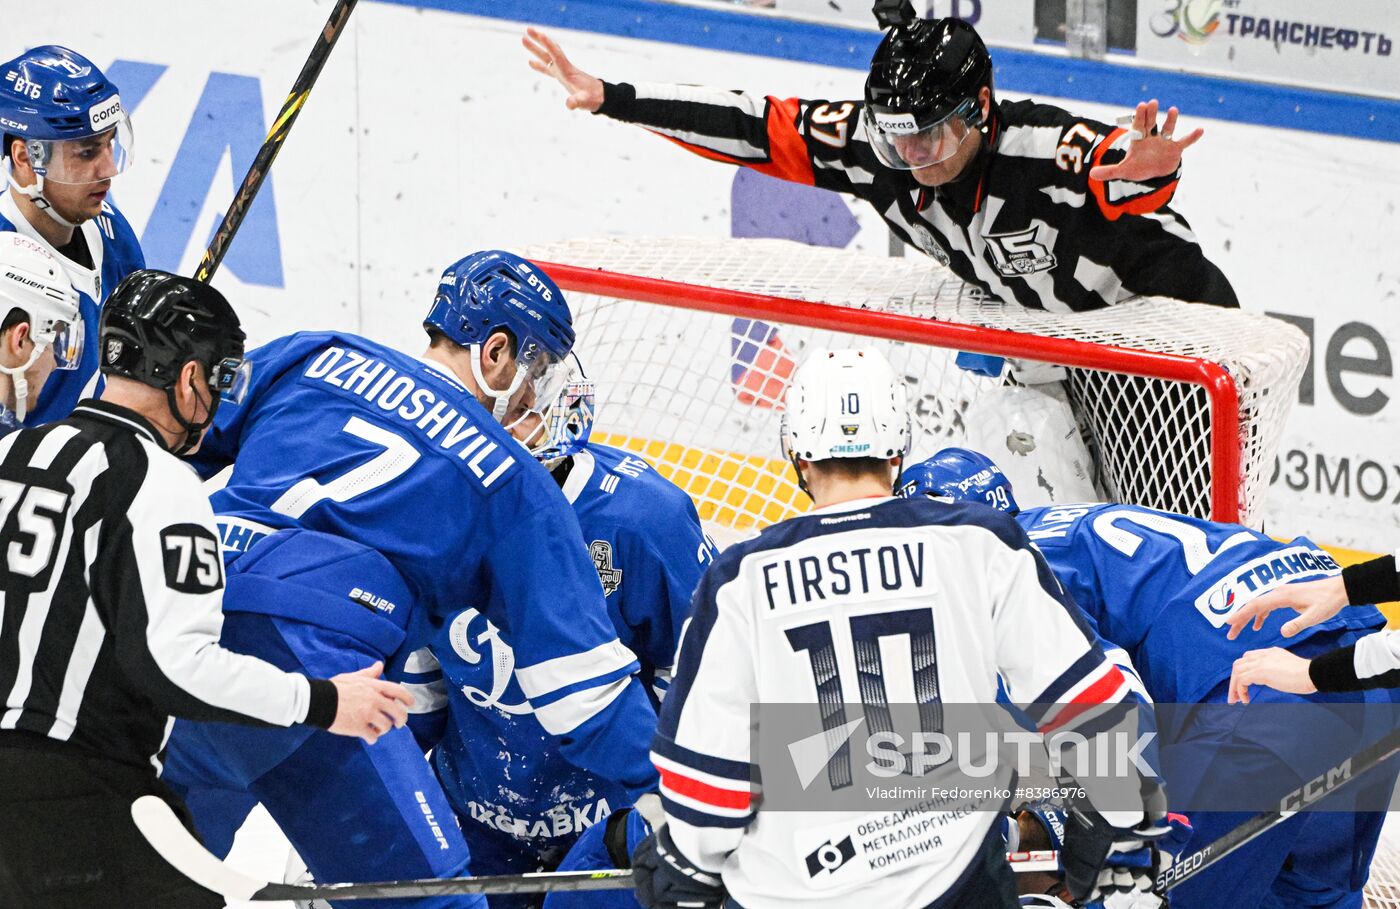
[1061,780,1172,906]
[632,825,726,909]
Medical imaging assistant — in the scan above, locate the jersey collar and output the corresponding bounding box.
[808,494,896,516]
[71,399,165,447]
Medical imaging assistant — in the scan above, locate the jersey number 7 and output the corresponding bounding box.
[786,608,942,790]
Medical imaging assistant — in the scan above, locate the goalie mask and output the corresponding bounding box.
[781,348,909,493]
[511,354,595,468]
[899,447,1020,515]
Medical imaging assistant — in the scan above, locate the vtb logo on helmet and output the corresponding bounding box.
[423,250,576,428]
[899,447,1020,514]
[863,18,994,171]
[0,46,135,228]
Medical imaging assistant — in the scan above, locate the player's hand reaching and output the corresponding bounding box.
[1224,575,1349,641]
[1088,100,1203,183]
[1228,647,1318,704]
[327,661,413,744]
[524,28,605,113]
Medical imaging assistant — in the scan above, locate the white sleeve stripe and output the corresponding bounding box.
[514,639,638,699]
[403,680,448,715]
[531,675,631,736]
[403,646,440,674]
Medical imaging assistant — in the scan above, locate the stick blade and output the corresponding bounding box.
[131,795,266,901]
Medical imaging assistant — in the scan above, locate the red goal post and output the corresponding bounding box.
[521,238,1308,531]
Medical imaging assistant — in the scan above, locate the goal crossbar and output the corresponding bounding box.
[536,259,1244,523]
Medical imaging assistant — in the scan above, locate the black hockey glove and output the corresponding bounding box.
[631,825,726,909]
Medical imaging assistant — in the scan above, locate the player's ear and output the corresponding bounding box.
[979,86,992,120]
[1,322,30,365]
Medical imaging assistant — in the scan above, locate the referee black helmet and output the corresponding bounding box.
[99,270,250,452]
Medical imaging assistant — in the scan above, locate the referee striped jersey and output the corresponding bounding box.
[0,399,329,773]
[597,82,1238,311]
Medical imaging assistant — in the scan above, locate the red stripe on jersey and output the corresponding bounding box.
[753,96,815,186]
[1038,664,1128,734]
[1087,127,1179,221]
[658,765,751,811]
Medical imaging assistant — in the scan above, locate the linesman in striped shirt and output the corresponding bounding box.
[525,16,1235,313]
[0,270,413,909]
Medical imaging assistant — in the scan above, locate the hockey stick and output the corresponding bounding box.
[1155,724,1400,892]
[136,724,1400,903]
[131,796,633,901]
[132,795,1064,902]
[192,0,357,283]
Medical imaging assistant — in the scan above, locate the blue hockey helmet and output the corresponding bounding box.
[0,46,134,225]
[898,446,1020,514]
[424,250,576,424]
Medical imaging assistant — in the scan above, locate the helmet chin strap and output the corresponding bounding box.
[7,169,81,230]
[164,374,220,456]
[468,343,527,423]
[0,343,49,422]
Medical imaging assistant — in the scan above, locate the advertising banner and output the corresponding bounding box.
[1137,0,1400,100]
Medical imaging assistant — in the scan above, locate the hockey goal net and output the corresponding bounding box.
[522,237,1400,905]
[521,237,1307,533]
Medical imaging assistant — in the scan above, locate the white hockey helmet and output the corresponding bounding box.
[0,231,81,420]
[781,347,910,464]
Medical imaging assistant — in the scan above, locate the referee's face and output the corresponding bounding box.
[908,89,991,188]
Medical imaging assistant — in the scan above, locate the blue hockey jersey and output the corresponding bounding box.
[191,331,659,792]
[430,442,714,847]
[0,192,144,425]
[1017,502,1387,705]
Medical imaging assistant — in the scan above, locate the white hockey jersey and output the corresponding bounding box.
[652,495,1137,908]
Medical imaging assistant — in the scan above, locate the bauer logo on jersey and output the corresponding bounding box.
[985,226,1057,277]
[1193,544,1340,627]
[590,540,622,596]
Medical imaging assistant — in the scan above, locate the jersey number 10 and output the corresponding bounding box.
[786,608,942,790]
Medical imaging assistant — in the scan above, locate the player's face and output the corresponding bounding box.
[42,132,120,221]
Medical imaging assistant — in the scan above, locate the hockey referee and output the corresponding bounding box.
[0,270,414,909]
[525,16,1235,311]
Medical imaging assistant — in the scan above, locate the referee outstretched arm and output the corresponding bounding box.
[1225,553,1400,698]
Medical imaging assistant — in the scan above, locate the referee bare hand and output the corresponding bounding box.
[524,28,605,113]
[327,662,412,744]
[1224,575,1349,641]
[1228,647,1317,704]
[1088,100,1203,182]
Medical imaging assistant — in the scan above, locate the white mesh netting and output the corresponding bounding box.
[521,236,1398,904]
[521,237,1308,533]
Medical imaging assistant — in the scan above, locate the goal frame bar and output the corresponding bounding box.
[537,260,1243,524]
